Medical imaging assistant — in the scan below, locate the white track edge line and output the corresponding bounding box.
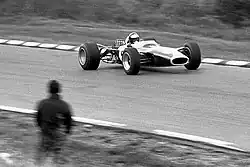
[0,105,245,152]
[73,116,126,127]
[201,58,224,64]
[22,42,41,47]
[38,43,59,48]
[0,39,8,43]
[6,40,25,45]
[0,153,13,165]
[225,60,250,66]
[153,129,234,145]
[0,105,126,128]
[153,129,245,152]
[56,44,76,50]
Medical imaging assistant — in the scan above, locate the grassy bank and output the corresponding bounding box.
[0,17,250,61]
[0,0,249,61]
[0,0,249,41]
[1,110,250,167]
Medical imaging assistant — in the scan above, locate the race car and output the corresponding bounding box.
[78,32,201,75]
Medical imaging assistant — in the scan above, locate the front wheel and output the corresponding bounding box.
[184,42,201,70]
[78,43,101,70]
[122,48,140,75]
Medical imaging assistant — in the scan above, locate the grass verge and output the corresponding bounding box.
[0,16,250,61]
[1,110,250,167]
[0,0,249,41]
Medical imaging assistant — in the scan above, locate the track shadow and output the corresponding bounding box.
[98,65,205,76]
[99,65,123,70]
[141,66,188,74]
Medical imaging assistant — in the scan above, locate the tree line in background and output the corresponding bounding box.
[0,0,249,28]
[215,0,250,27]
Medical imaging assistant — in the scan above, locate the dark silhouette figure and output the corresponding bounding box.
[35,80,73,165]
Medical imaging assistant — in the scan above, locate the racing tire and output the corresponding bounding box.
[184,42,201,70]
[122,48,140,75]
[78,43,101,70]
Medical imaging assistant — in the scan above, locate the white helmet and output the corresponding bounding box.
[125,32,140,44]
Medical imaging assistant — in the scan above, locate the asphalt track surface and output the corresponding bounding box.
[1,45,250,151]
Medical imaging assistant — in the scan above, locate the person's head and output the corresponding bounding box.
[48,80,61,94]
[125,32,140,44]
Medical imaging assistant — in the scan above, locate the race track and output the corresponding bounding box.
[1,45,250,150]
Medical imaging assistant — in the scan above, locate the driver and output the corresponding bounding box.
[125,32,140,45]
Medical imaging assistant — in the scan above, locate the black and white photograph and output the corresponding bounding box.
[0,0,250,166]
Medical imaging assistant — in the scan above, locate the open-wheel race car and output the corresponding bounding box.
[78,32,202,75]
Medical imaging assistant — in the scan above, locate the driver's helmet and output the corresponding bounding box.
[125,32,140,44]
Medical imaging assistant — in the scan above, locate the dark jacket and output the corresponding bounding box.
[35,94,73,134]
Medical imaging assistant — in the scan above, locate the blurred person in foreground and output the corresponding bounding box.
[34,80,73,165]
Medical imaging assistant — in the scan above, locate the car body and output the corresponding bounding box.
[78,36,202,75]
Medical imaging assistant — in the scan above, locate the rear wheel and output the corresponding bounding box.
[122,48,140,75]
[184,42,201,70]
[78,43,101,70]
